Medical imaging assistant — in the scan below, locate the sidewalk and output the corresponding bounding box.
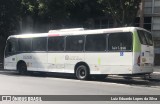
[154,66,160,72]
[151,66,160,80]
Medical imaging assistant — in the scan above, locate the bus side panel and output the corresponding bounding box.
[48,53,85,73]
[33,53,48,71]
[48,53,65,73]
[16,53,48,72]
[132,30,142,74]
[64,53,85,73]
[4,54,17,70]
[85,52,132,74]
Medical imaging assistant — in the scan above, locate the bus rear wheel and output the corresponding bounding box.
[76,65,89,80]
[17,62,27,75]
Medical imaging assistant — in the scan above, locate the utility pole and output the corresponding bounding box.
[140,0,145,28]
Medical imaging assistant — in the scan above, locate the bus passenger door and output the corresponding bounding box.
[4,38,17,70]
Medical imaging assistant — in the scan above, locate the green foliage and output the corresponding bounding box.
[20,0,47,17]
[0,0,141,37]
[97,0,141,27]
[0,0,21,38]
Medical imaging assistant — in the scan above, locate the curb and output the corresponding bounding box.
[153,72,160,74]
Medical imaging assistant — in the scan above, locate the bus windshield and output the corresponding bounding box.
[137,30,153,46]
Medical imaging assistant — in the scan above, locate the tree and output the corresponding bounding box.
[0,0,21,38]
[20,0,77,30]
[97,0,141,27]
[20,0,48,32]
[45,0,73,28]
[66,0,104,28]
[0,0,21,65]
[0,0,142,36]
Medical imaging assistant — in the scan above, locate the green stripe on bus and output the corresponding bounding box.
[98,57,101,65]
[133,31,141,52]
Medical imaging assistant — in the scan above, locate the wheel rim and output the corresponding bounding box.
[77,66,87,79]
[79,68,86,78]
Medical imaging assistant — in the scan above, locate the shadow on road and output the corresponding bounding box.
[0,70,160,88]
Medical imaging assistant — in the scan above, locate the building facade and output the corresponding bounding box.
[143,0,160,65]
[143,0,160,52]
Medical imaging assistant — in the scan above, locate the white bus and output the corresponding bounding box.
[4,27,154,80]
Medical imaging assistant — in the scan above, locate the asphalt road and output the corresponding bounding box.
[0,70,160,104]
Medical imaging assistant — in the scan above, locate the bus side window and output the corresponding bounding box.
[32,37,47,51]
[7,39,16,53]
[7,42,12,52]
[108,32,132,51]
[66,35,84,51]
[48,36,64,51]
[85,34,106,52]
[18,38,32,52]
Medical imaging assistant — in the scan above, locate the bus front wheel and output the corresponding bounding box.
[76,65,89,80]
[17,62,27,75]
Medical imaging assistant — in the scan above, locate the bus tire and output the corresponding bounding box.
[17,62,27,75]
[76,65,89,80]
